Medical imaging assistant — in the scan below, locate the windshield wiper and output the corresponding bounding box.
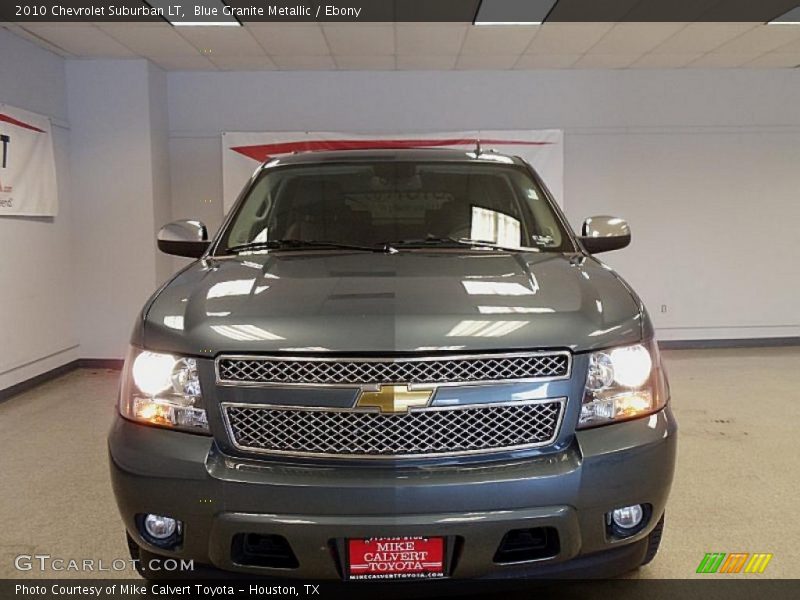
[228,239,387,253]
[383,236,533,253]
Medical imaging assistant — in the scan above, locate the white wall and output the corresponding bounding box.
[0,44,175,385]
[167,69,800,341]
[2,58,797,386]
[148,62,174,284]
[66,59,172,360]
[0,29,78,390]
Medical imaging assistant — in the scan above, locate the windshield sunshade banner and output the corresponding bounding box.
[222,130,564,213]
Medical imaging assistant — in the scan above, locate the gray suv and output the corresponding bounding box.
[109,148,676,580]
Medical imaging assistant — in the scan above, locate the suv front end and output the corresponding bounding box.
[109,149,676,580]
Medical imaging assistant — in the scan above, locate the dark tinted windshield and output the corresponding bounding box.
[218,161,573,253]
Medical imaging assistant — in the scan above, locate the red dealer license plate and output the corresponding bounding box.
[347,536,446,580]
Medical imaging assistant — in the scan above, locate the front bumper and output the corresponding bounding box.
[108,407,677,579]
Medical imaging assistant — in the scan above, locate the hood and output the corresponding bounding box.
[141,251,643,355]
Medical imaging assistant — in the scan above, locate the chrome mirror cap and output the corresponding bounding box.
[580,216,631,254]
[157,220,209,258]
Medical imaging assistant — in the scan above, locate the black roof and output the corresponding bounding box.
[265,147,527,166]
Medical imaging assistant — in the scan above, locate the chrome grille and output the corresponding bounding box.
[216,352,570,387]
[222,399,565,459]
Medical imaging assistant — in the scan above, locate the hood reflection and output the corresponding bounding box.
[446,320,528,338]
[144,252,643,353]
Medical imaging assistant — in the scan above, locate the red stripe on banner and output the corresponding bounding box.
[230,138,553,162]
[0,113,46,133]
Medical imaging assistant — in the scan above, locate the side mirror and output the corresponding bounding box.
[157,220,209,258]
[579,216,631,254]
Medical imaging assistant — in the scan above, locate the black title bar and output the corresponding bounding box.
[2,579,800,600]
[2,0,799,22]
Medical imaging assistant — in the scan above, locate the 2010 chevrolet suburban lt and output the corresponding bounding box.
[109,148,676,581]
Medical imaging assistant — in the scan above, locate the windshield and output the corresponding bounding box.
[217,161,574,254]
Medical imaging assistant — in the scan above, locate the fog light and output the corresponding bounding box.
[143,514,178,540]
[611,505,644,530]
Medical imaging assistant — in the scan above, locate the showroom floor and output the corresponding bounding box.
[1,348,798,579]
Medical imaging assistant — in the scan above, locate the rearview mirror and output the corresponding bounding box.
[157,220,209,258]
[579,216,631,254]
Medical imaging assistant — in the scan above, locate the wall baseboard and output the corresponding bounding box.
[2,339,799,404]
[658,337,800,350]
[80,358,125,370]
[0,359,80,404]
[0,358,123,404]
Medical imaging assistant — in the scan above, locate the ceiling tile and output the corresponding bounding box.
[2,24,73,56]
[334,55,396,70]
[573,53,640,69]
[514,53,581,69]
[588,23,688,55]
[396,24,468,55]
[651,23,759,54]
[770,32,800,54]
[11,20,799,72]
[271,55,336,70]
[630,53,705,68]
[323,24,394,55]
[460,25,538,55]
[98,24,199,58]
[20,24,136,57]
[95,20,165,28]
[175,27,264,56]
[525,23,613,54]
[151,55,217,70]
[743,52,800,68]
[396,55,458,70]
[475,0,558,23]
[208,55,277,70]
[713,24,800,54]
[456,55,519,69]
[686,53,756,68]
[247,24,329,55]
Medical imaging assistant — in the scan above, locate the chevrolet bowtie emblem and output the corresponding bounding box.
[355,385,434,413]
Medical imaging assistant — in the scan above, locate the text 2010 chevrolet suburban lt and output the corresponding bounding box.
[109,148,676,581]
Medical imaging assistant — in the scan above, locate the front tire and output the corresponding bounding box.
[640,514,665,566]
[125,532,178,580]
[125,532,148,579]
[125,531,232,579]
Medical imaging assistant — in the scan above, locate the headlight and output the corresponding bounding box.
[120,347,209,433]
[578,341,668,429]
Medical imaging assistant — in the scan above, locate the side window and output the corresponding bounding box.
[520,180,563,248]
[226,176,274,247]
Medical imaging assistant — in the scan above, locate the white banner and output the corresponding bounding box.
[222,130,563,213]
[0,104,57,217]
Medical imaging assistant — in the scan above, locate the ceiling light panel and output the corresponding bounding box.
[146,0,239,26]
[474,0,557,25]
[770,7,800,24]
